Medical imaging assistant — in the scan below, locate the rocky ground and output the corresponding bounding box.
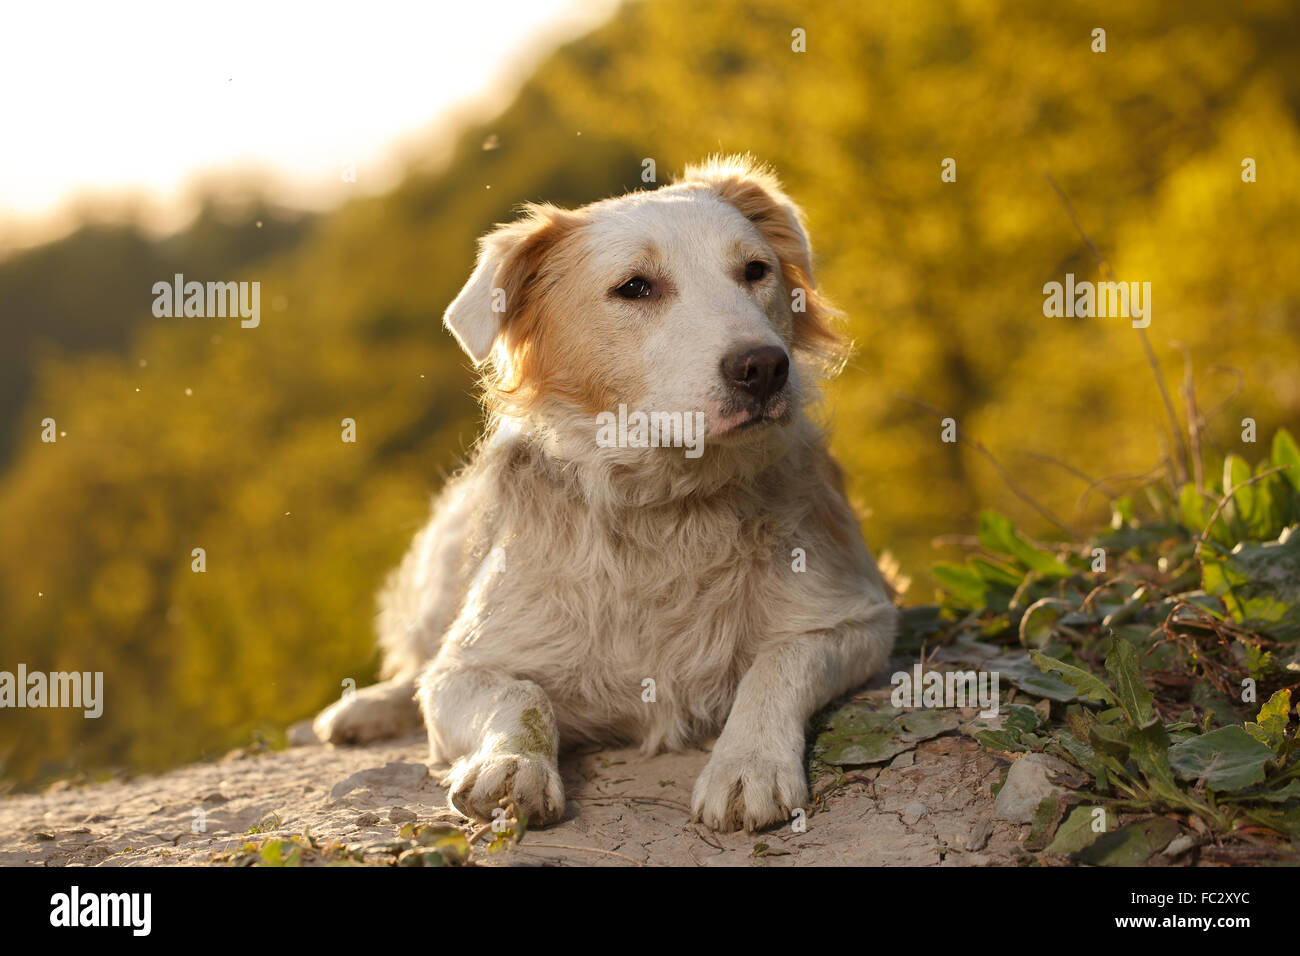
[0,722,1037,867]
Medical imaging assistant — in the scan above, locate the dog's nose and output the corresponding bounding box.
[721,345,790,403]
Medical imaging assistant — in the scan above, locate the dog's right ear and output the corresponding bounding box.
[443,204,575,365]
[442,242,505,364]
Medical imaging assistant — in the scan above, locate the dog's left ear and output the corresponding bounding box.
[443,204,574,365]
[680,155,816,279]
[680,156,846,366]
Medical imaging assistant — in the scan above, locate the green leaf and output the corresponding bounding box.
[1273,428,1300,496]
[969,557,1025,588]
[978,511,1072,577]
[1223,454,1255,539]
[1201,526,1300,641]
[1245,688,1292,753]
[1220,779,1300,804]
[1190,681,1244,729]
[1127,722,1190,806]
[1179,483,1207,534]
[1046,805,1117,855]
[1025,795,1068,851]
[1167,726,1275,791]
[1074,816,1182,866]
[898,709,962,738]
[1242,804,1300,839]
[975,729,1030,753]
[1004,703,1043,734]
[989,652,1076,701]
[1253,465,1289,541]
[1070,713,1130,780]
[933,562,986,607]
[1105,638,1157,728]
[1088,721,1132,764]
[1049,729,1109,791]
[815,701,959,766]
[1030,651,1116,705]
[1111,496,1136,529]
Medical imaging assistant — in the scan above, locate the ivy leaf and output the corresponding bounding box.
[1244,688,1292,754]
[1168,726,1275,791]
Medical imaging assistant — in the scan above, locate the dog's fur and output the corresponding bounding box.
[313,156,897,832]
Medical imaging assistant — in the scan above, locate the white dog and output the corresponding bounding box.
[313,156,897,832]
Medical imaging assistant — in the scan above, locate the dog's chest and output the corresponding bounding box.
[475,496,784,747]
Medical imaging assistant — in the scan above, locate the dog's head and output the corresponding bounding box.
[444,156,846,457]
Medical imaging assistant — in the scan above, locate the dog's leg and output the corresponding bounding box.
[692,605,897,832]
[312,672,422,745]
[418,661,564,826]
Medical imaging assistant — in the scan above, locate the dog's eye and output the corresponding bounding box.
[744,260,769,282]
[614,276,654,300]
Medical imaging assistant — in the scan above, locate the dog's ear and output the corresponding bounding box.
[443,204,574,365]
[680,154,815,279]
[680,155,846,368]
[442,242,504,364]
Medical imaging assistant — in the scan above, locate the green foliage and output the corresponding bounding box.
[920,429,1300,859]
[813,699,959,766]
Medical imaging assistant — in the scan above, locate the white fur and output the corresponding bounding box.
[314,158,898,832]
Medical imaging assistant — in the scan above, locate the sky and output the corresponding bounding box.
[0,0,618,246]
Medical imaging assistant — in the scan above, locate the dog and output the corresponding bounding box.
[313,156,898,832]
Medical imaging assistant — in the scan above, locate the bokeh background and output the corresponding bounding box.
[2,0,1298,787]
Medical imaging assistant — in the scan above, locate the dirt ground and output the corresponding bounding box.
[0,719,1035,867]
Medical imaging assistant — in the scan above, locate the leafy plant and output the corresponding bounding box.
[911,428,1300,862]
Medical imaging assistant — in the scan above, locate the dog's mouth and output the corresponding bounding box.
[709,393,791,440]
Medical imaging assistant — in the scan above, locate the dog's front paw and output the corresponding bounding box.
[313,680,421,745]
[443,751,565,826]
[692,746,809,833]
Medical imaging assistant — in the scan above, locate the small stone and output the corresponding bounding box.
[388,806,418,824]
[899,801,927,826]
[967,814,994,851]
[286,720,320,747]
[993,754,1074,823]
[355,811,381,826]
